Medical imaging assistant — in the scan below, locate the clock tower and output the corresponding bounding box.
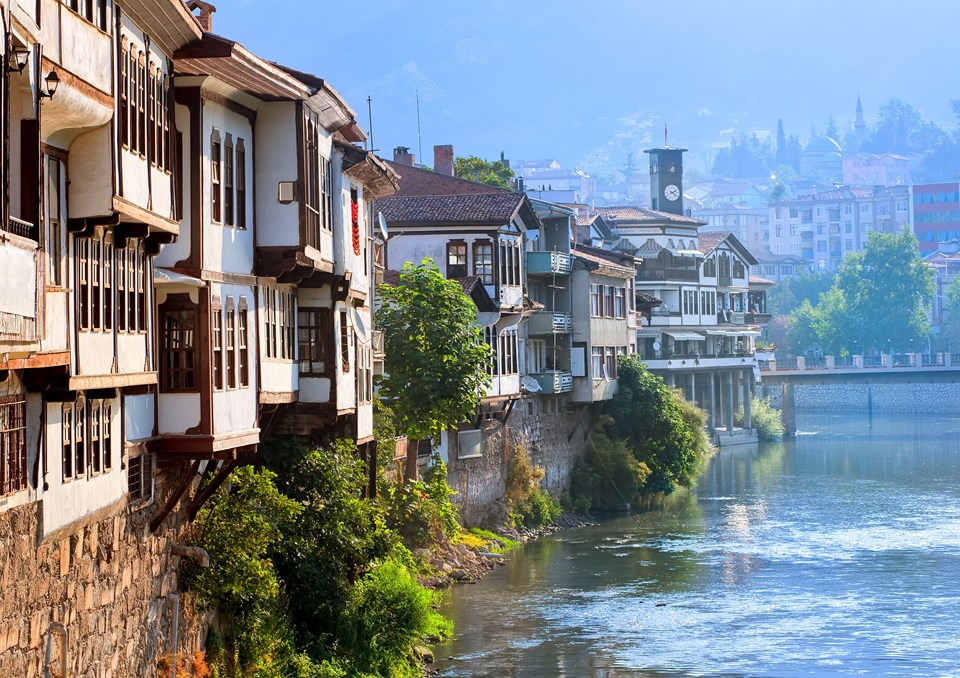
[645,146,686,215]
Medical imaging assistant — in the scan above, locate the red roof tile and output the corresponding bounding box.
[596,205,704,226]
[697,231,728,255]
[386,160,509,198]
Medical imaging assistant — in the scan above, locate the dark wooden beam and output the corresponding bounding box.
[186,458,238,521]
[150,459,202,533]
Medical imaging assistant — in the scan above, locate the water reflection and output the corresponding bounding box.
[434,412,960,676]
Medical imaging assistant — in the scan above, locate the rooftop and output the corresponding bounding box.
[379,192,529,227]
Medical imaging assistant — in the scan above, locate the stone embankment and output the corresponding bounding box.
[760,382,960,413]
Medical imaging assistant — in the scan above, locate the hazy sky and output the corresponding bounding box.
[212,1,960,175]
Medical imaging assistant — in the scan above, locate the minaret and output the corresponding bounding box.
[854,94,866,150]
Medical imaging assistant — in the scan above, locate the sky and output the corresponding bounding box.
[212,1,960,177]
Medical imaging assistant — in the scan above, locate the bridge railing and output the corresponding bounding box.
[760,352,957,372]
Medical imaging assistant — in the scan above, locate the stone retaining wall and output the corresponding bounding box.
[0,466,206,678]
[446,396,588,527]
[759,382,960,413]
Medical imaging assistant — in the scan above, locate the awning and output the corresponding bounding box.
[637,328,661,338]
[477,312,500,328]
[663,330,706,341]
[154,268,205,288]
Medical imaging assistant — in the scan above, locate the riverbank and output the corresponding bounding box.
[419,513,596,589]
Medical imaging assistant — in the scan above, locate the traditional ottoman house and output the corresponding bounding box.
[598,146,770,445]
[0,0,207,676]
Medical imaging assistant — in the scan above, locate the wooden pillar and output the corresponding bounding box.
[725,371,735,432]
[709,372,717,429]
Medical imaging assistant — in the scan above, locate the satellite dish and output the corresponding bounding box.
[652,341,661,351]
[520,376,542,393]
[378,212,389,240]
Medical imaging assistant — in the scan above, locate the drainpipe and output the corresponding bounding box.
[168,593,180,678]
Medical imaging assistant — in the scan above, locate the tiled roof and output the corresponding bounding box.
[573,245,635,277]
[636,291,663,305]
[386,160,508,198]
[378,193,525,226]
[596,205,704,225]
[749,275,776,286]
[697,231,729,255]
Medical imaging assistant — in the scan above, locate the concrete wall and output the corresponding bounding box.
[444,395,588,526]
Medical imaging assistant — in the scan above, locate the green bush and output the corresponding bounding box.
[569,425,650,512]
[381,453,462,547]
[739,396,785,441]
[510,488,562,529]
[340,559,452,677]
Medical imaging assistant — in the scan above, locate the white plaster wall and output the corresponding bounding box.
[38,1,62,64]
[59,8,112,93]
[255,102,299,247]
[0,243,37,317]
[331,154,369,294]
[41,399,125,537]
[124,393,155,441]
[202,103,254,275]
[357,402,373,441]
[151,167,173,220]
[120,152,150,208]
[42,291,69,352]
[300,376,331,403]
[68,126,113,219]
[260,360,297,394]
[158,393,201,434]
[117,334,147,374]
[77,333,114,375]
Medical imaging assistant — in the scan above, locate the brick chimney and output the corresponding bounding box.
[186,0,217,32]
[393,146,416,167]
[434,145,454,176]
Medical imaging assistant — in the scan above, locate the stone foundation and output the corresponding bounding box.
[759,382,960,413]
[445,396,589,527]
[0,465,206,678]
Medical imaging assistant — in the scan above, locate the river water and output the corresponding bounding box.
[433,412,960,677]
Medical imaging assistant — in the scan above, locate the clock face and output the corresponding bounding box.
[664,184,681,201]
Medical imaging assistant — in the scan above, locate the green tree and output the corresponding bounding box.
[606,355,711,494]
[815,230,933,353]
[264,438,396,657]
[940,275,960,350]
[377,259,491,479]
[453,155,515,188]
[183,466,303,676]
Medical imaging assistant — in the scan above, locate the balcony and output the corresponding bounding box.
[526,250,572,276]
[636,267,699,282]
[530,371,574,394]
[3,217,34,240]
[744,312,771,325]
[718,274,732,287]
[718,310,745,324]
[528,311,573,335]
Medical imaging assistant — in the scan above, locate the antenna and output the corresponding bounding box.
[366,96,374,152]
[416,89,423,166]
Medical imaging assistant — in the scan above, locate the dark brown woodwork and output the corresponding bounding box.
[19,120,39,237]
[149,459,202,532]
[186,458,238,520]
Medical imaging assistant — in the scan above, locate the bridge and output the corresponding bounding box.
[757,353,960,434]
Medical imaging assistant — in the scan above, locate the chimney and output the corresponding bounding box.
[186,0,216,32]
[393,146,416,167]
[434,145,454,176]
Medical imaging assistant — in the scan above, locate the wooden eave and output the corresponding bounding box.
[256,246,335,282]
[274,62,357,133]
[337,142,399,199]
[175,34,309,101]
[157,429,261,458]
[117,0,202,55]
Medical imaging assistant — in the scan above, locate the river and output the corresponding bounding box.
[433,412,960,677]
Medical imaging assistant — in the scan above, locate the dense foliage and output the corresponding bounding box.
[185,439,452,677]
[377,259,491,478]
[572,356,712,510]
[453,155,515,188]
[770,231,933,356]
[738,397,785,441]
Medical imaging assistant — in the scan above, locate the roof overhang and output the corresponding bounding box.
[336,142,400,199]
[118,0,202,55]
[175,34,310,101]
